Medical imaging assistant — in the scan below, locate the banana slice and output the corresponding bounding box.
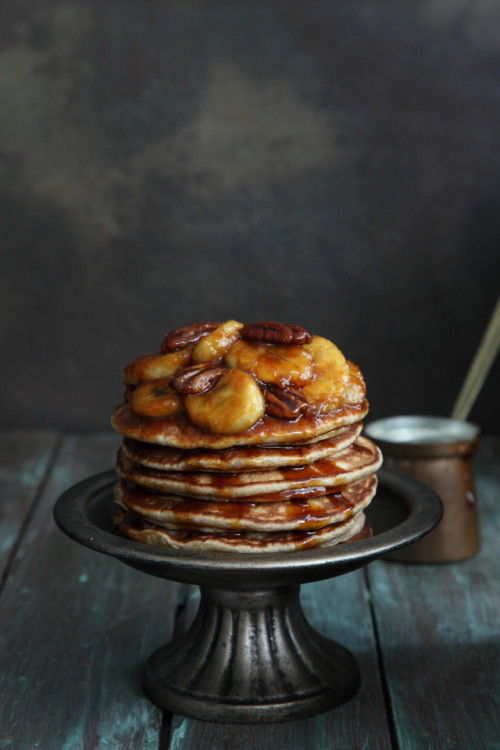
[185,369,265,434]
[130,378,182,418]
[343,361,366,405]
[302,336,350,411]
[124,348,193,386]
[192,319,244,363]
[225,339,313,386]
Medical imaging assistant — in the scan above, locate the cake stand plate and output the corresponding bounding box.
[54,469,442,723]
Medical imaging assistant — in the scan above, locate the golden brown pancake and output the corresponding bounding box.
[116,436,382,499]
[115,507,367,552]
[111,320,380,552]
[114,475,377,532]
[121,422,362,472]
[112,401,368,450]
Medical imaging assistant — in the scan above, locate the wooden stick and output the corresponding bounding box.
[451,296,500,421]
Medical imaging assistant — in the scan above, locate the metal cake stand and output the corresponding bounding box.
[54,469,442,723]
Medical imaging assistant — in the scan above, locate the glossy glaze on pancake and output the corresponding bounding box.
[116,436,382,498]
[115,507,367,552]
[112,400,368,450]
[122,422,362,472]
[114,475,377,532]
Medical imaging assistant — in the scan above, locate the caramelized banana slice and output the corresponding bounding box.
[302,336,350,411]
[185,369,265,434]
[225,339,313,386]
[343,361,366,405]
[124,348,193,386]
[130,378,182,418]
[192,319,243,363]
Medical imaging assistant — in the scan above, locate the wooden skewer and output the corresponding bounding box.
[451,296,500,421]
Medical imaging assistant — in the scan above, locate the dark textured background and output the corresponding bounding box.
[1,0,499,431]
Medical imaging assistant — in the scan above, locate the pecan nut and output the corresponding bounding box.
[241,321,312,345]
[264,384,309,419]
[162,322,220,352]
[172,363,225,395]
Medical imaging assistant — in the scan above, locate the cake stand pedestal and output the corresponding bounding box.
[54,469,441,723]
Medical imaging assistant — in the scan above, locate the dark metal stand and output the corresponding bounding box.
[54,469,442,723]
[144,585,359,722]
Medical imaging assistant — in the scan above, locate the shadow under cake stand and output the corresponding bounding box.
[54,469,442,724]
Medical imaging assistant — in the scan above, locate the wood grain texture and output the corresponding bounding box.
[0,433,179,750]
[366,437,500,750]
[0,430,58,582]
[167,571,393,750]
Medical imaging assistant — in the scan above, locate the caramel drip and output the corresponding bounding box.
[123,422,361,470]
[116,508,367,548]
[112,401,369,450]
[117,437,378,492]
[119,487,356,531]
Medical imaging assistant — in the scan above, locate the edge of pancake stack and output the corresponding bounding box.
[111,320,382,553]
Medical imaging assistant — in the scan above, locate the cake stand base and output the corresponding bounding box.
[143,585,359,723]
[54,469,442,724]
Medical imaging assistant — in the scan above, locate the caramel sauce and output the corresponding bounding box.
[117,479,366,531]
[122,422,361,471]
[297,517,373,550]
[299,534,326,550]
[278,458,344,479]
[117,508,368,548]
[122,477,332,503]
[351,441,373,456]
[347,520,373,542]
[117,438,377,495]
[248,486,328,502]
[112,401,368,450]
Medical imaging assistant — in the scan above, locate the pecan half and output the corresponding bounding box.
[172,363,225,395]
[162,322,220,352]
[264,384,309,419]
[242,321,312,345]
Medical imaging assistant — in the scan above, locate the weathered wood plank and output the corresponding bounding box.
[0,432,180,750]
[366,437,500,750]
[0,430,58,583]
[167,571,393,750]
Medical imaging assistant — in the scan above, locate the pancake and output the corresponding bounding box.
[114,475,377,532]
[294,425,359,444]
[116,436,382,499]
[111,320,380,553]
[115,506,367,552]
[112,400,368,450]
[122,422,362,472]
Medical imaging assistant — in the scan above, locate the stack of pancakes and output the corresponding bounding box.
[112,320,382,553]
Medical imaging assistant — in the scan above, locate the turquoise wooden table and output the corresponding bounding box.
[0,432,498,749]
